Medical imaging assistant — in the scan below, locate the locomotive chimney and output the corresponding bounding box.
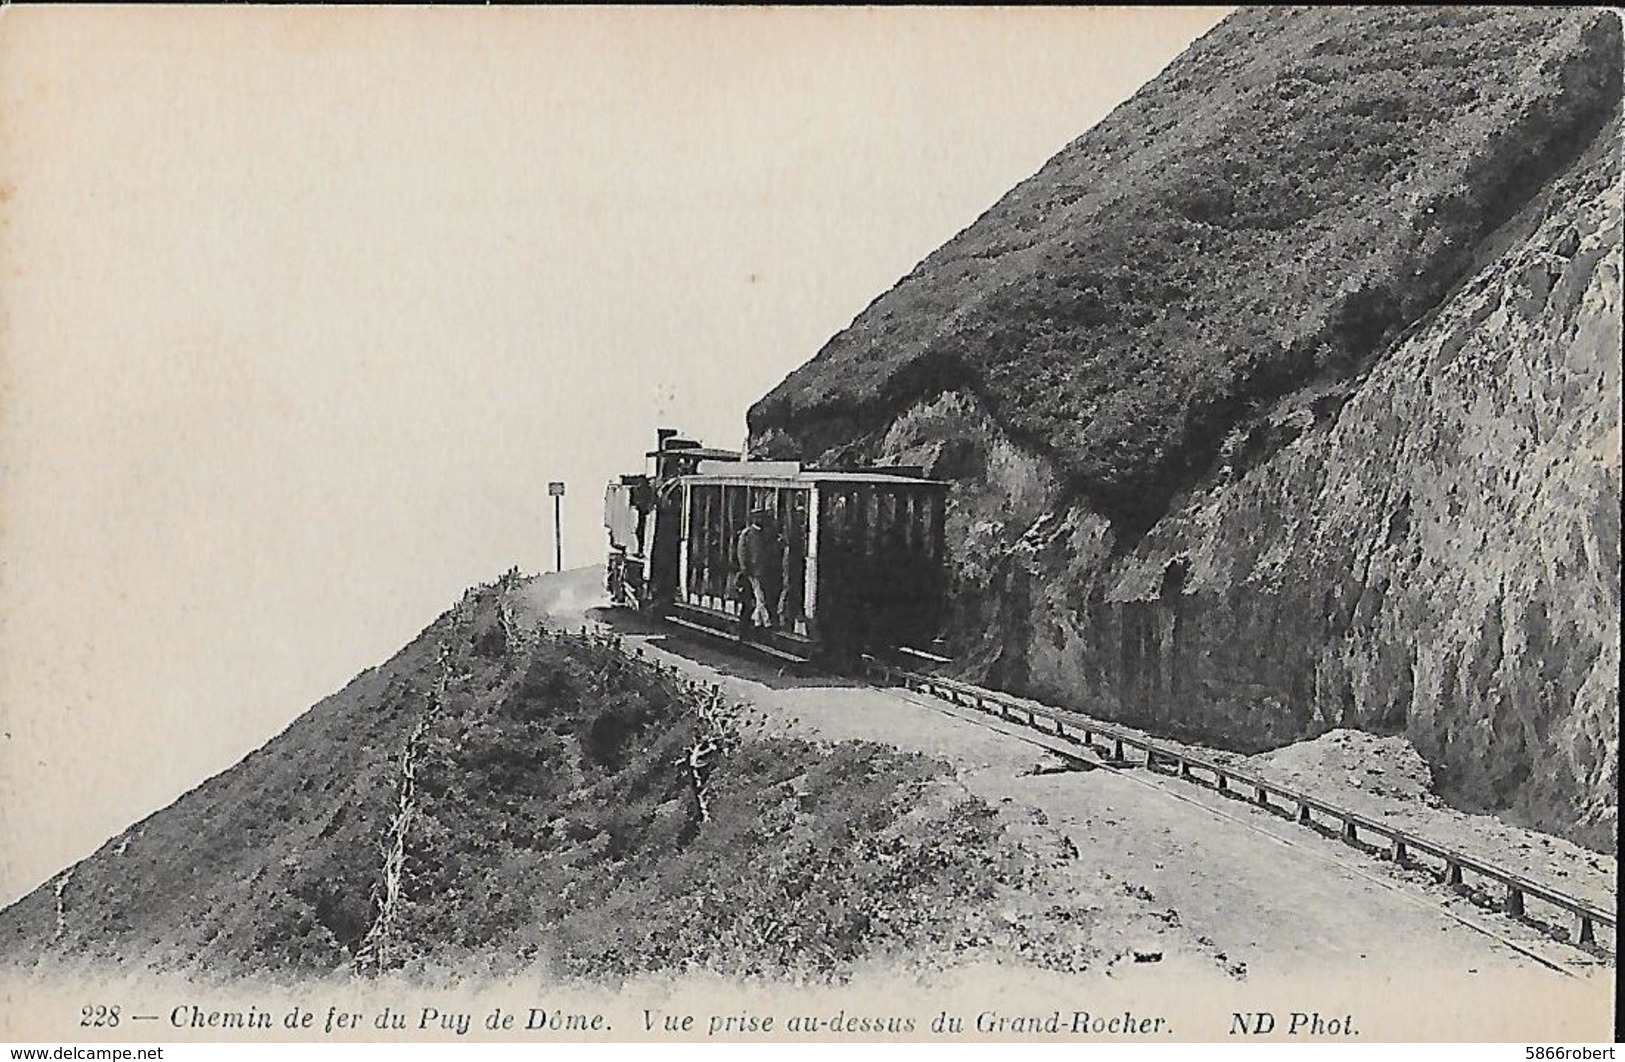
[657,428,678,451]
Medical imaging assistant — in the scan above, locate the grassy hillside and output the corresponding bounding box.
[749,7,1622,530]
[0,580,1098,981]
[371,627,1096,981]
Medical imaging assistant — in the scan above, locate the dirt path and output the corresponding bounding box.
[512,569,1613,991]
[775,680,1595,979]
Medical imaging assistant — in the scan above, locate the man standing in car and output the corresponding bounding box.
[736,506,782,632]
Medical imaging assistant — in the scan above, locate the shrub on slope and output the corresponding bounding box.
[381,632,1094,981]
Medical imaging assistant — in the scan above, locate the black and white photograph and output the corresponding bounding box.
[0,5,1618,1047]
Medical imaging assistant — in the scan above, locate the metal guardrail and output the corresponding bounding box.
[863,657,1616,952]
[535,615,1615,953]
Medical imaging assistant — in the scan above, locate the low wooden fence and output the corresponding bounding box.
[863,659,1615,953]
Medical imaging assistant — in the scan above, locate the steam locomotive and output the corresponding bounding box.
[603,429,949,664]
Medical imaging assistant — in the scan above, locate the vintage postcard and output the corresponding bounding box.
[0,5,1618,1048]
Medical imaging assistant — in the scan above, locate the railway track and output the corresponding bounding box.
[859,657,1617,972]
[538,606,1616,976]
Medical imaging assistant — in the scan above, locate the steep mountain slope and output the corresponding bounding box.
[748,8,1623,849]
[752,7,1619,528]
[0,574,1110,980]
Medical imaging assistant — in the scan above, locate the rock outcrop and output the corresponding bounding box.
[749,8,1623,850]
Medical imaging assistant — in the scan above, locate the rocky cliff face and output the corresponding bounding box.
[749,8,1623,850]
[1015,123,1619,850]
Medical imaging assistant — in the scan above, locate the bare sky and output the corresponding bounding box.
[0,6,1227,903]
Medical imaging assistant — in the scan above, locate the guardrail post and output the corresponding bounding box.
[1254,786,1269,808]
[1295,801,1311,825]
[1503,886,1525,918]
[1216,774,1230,795]
[1112,737,1125,762]
[1445,862,1463,888]
[1341,817,1357,844]
[1390,838,1408,864]
[1178,760,1193,780]
[1574,914,1595,947]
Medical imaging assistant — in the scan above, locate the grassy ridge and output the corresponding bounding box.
[0,589,1096,981]
[382,630,1095,981]
[749,8,1623,529]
